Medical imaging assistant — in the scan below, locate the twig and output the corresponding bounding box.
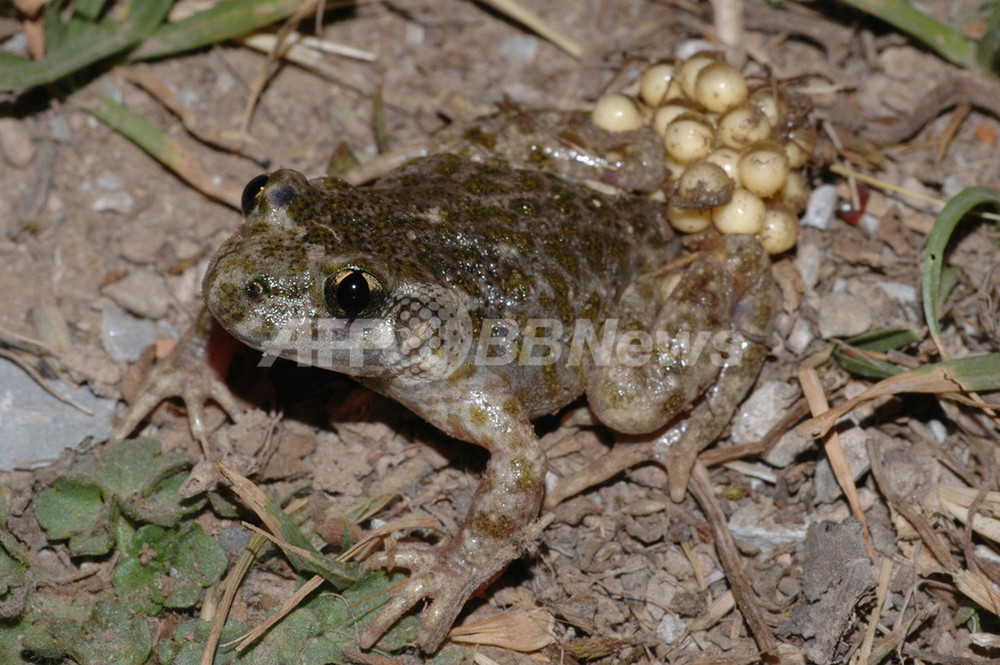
[688,461,779,657]
[798,366,874,558]
[478,0,584,59]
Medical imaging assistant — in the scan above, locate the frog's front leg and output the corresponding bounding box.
[358,370,546,652]
[573,234,777,503]
[111,308,244,447]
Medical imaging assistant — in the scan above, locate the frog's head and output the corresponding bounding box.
[203,170,473,381]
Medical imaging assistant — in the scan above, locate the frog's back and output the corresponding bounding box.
[367,155,672,411]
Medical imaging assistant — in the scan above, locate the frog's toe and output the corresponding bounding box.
[112,310,244,447]
[112,359,243,446]
[359,543,516,652]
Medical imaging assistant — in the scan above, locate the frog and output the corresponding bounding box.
[112,108,779,652]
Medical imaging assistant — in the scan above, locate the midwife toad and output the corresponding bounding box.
[114,109,778,652]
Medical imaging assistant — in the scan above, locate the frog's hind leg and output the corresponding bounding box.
[551,234,777,506]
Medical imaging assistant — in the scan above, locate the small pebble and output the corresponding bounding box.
[96,172,124,190]
[0,117,35,166]
[121,221,167,265]
[800,184,837,230]
[728,498,808,549]
[102,269,171,319]
[100,306,162,363]
[730,380,798,445]
[656,613,687,645]
[786,316,814,356]
[762,429,813,468]
[178,88,200,107]
[215,72,236,95]
[818,291,872,338]
[91,190,135,214]
[0,358,116,470]
[876,281,916,304]
[499,35,538,65]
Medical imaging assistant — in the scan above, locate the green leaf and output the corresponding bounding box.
[27,601,152,665]
[269,608,342,665]
[34,479,116,556]
[157,619,279,665]
[113,522,226,615]
[0,529,29,619]
[843,327,922,353]
[131,0,308,62]
[0,0,173,92]
[66,438,189,501]
[923,187,1000,355]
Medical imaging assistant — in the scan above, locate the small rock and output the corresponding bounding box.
[656,613,687,645]
[405,22,425,46]
[91,190,135,214]
[215,72,236,95]
[818,292,872,338]
[0,358,117,470]
[102,269,171,319]
[178,88,200,107]
[786,316,814,356]
[96,172,124,190]
[876,281,917,304]
[794,243,822,291]
[499,35,538,65]
[101,307,162,363]
[0,117,35,166]
[645,573,678,622]
[171,238,202,262]
[731,381,799,445]
[121,221,167,265]
[728,496,808,549]
[801,184,837,230]
[763,429,814,468]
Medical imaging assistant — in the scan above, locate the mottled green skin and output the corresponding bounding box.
[194,112,778,653]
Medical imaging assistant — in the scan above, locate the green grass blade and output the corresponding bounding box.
[66,0,113,41]
[130,0,306,62]
[832,345,904,380]
[0,0,173,92]
[88,97,184,169]
[923,187,1000,355]
[43,0,69,51]
[933,352,1000,392]
[843,327,922,354]
[838,0,976,69]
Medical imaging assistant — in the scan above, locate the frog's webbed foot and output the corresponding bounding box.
[359,537,523,652]
[111,308,243,448]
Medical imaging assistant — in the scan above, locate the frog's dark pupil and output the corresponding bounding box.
[241,174,270,216]
[334,271,369,318]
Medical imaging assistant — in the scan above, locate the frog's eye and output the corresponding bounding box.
[241,174,270,216]
[325,269,383,319]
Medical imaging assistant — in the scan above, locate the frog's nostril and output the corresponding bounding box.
[246,278,267,302]
[241,174,270,216]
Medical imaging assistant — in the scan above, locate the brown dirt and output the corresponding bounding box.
[3,0,1000,663]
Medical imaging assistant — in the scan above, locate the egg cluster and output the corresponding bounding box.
[590,54,816,254]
